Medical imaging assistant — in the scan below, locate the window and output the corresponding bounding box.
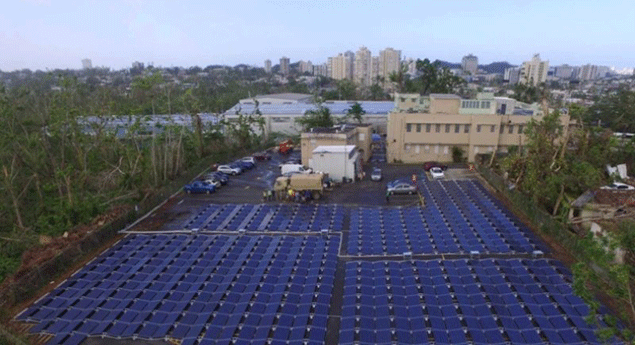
[426,124,431,132]
[474,146,479,154]
[464,125,470,133]
[436,124,441,133]
[491,125,496,132]
[416,124,421,133]
[455,124,460,133]
[481,101,490,109]
[518,125,524,134]
[311,139,316,146]
[406,124,412,132]
[500,125,505,134]
[434,145,439,154]
[508,125,514,134]
[405,144,411,152]
[445,124,450,133]
[411,98,417,102]
[400,97,406,102]
[424,145,430,152]
[444,146,449,155]
[415,145,420,153]
[476,125,481,133]
[358,133,365,141]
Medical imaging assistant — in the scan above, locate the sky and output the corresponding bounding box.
[1,0,634,71]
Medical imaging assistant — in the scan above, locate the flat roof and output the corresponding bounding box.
[430,94,461,99]
[223,101,394,116]
[312,145,356,154]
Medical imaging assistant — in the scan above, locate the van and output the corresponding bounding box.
[280,164,312,176]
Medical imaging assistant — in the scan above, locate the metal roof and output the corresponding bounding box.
[224,101,394,116]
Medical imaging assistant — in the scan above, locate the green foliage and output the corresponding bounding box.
[336,79,358,100]
[295,101,334,131]
[346,102,365,123]
[410,59,466,95]
[589,87,635,132]
[512,83,542,104]
[451,146,465,163]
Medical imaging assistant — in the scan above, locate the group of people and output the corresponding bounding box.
[263,189,314,203]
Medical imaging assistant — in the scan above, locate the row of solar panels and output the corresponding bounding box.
[223,101,394,116]
[183,204,346,232]
[19,234,339,345]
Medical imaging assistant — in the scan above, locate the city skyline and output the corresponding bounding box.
[1,0,634,71]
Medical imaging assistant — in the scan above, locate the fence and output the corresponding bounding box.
[476,165,585,257]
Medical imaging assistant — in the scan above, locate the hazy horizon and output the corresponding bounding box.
[2,0,634,72]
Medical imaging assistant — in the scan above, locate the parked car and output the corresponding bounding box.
[203,177,222,188]
[279,159,301,168]
[423,161,448,171]
[253,152,272,161]
[206,171,229,184]
[371,168,383,181]
[234,160,254,170]
[430,167,445,179]
[280,164,312,176]
[184,181,216,194]
[217,165,241,175]
[386,180,417,195]
[600,182,635,191]
[241,156,256,164]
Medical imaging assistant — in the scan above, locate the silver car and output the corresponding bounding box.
[386,181,417,195]
[371,168,382,181]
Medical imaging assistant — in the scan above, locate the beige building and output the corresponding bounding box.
[264,59,272,73]
[301,124,373,168]
[461,54,478,75]
[354,46,372,86]
[387,93,569,163]
[520,54,549,86]
[330,53,354,81]
[280,57,290,76]
[378,48,401,80]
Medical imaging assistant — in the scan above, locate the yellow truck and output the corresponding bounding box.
[274,173,326,200]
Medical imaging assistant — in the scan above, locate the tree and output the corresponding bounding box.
[388,64,409,93]
[413,59,465,95]
[296,99,334,131]
[336,79,357,100]
[346,102,365,124]
[589,88,635,132]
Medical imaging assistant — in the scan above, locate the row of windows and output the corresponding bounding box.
[404,144,495,154]
[461,100,491,109]
[405,123,525,134]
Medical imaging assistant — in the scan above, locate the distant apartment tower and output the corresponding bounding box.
[554,64,573,79]
[354,46,373,86]
[280,57,290,76]
[461,54,478,75]
[504,67,521,84]
[313,63,328,77]
[371,57,380,80]
[378,48,401,80]
[331,52,354,80]
[299,60,313,74]
[81,58,92,69]
[520,54,549,86]
[264,59,272,73]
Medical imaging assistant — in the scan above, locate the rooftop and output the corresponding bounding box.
[312,145,356,154]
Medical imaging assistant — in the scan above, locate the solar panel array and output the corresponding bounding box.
[18,234,339,345]
[183,204,346,232]
[223,101,394,116]
[16,177,622,345]
[340,259,607,345]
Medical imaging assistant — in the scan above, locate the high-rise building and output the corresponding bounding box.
[280,57,290,76]
[264,59,272,73]
[313,64,328,77]
[371,57,380,82]
[378,48,401,80]
[81,59,92,69]
[504,67,521,84]
[579,64,597,81]
[554,64,573,79]
[519,54,549,86]
[354,46,372,86]
[461,54,478,75]
[331,52,354,81]
[299,60,313,74]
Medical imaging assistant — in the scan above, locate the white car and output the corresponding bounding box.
[241,156,256,164]
[430,167,445,179]
[217,165,241,175]
[203,178,222,188]
[600,182,635,191]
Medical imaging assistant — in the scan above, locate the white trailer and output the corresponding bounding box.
[310,145,360,182]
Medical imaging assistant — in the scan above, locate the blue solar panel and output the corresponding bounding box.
[18,234,339,345]
[339,259,612,345]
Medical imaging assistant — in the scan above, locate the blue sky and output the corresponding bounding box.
[1,0,634,71]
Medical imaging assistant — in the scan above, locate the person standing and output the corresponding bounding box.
[385,190,390,204]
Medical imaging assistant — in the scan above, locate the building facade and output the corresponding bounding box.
[354,46,372,86]
[330,53,354,80]
[280,57,290,76]
[299,60,313,74]
[378,48,401,81]
[82,59,92,69]
[386,93,568,163]
[264,59,272,73]
[520,54,549,86]
[300,124,372,168]
[461,54,478,75]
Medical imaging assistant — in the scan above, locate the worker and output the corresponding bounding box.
[385,190,390,204]
[288,189,294,202]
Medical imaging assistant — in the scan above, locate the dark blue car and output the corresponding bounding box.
[233,160,254,170]
[184,181,216,194]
